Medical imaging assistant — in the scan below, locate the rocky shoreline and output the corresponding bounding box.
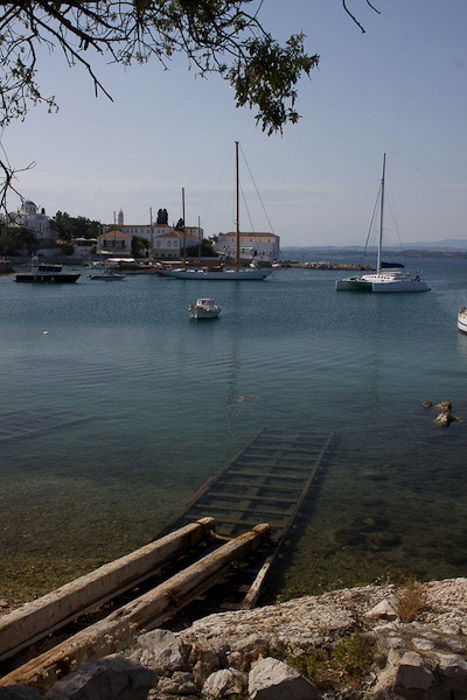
[2,577,466,699]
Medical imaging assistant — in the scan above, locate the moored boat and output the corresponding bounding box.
[458,305,467,334]
[189,298,222,319]
[15,258,80,283]
[336,154,429,293]
[160,142,272,281]
[88,267,126,280]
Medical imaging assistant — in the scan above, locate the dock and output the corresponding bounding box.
[0,428,333,691]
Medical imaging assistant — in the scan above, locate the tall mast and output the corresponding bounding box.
[235,141,240,271]
[377,153,386,273]
[182,186,186,262]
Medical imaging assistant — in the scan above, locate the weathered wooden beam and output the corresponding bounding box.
[0,518,215,662]
[0,523,270,692]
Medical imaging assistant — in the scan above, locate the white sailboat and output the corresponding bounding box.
[336,154,430,293]
[160,142,271,281]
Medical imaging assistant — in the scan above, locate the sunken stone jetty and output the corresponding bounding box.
[2,577,466,698]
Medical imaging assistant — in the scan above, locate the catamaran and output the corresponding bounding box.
[336,154,429,293]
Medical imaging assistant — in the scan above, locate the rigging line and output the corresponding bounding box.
[385,187,404,250]
[239,143,275,233]
[362,184,381,259]
[241,186,255,232]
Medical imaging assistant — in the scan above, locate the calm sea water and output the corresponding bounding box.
[1,252,466,601]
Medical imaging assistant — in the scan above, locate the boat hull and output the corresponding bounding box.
[190,310,221,319]
[336,273,430,293]
[160,268,271,280]
[15,273,80,283]
[458,309,467,334]
[335,277,372,292]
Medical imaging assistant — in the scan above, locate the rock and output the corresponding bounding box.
[202,668,246,698]
[0,688,42,699]
[436,652,467,686]
[45,654,155,700]
[156,671,197,696]
[133,629,188,672]
[411,637,436,651]
[191,647,221,688]
[395,651,436,691]
[434,401,457,426]
[364,597,398,620]
[248,657,319,700]
[422,400,433,408]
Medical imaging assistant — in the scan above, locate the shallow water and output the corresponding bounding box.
[1,254,466,601]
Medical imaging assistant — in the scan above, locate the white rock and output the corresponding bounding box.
[202,668,246,699]
[135,629,187,672]
[364,597,398,620]
[248,657,319,700]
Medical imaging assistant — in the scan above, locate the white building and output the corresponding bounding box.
[214,232,280,264]
[103,209,203,256]
[7,200,53,243]
[153,231,202,258]
[97,230,132,255]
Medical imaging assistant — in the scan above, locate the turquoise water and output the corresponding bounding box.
[1,255,466,601]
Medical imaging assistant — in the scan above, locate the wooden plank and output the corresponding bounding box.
[206,491,297,505]
[0,524,270,692]
[189,503,292,518]
[0,518,215,662]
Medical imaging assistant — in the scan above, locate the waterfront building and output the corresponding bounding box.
[97,230,132,255]
[5,200,53,243]
[214,232,280,265]
[102,209,203,257]
[154,230,202,259]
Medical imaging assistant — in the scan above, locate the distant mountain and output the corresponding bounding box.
[402,239,467,251]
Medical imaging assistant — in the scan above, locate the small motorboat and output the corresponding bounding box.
[189,298,222,320]
[458,305,467,334]
[88,268,126,280]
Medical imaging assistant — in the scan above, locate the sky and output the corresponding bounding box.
[3,0,467,246]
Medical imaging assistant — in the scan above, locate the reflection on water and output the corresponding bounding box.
[0,258,466,601]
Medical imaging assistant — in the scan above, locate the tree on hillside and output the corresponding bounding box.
[52,211,101,240]
[0,226,38,255]
[0,1,380,208]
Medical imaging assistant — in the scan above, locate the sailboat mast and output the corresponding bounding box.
[235,141,240,272]
[182,187,186,262]
[377,153,386,273]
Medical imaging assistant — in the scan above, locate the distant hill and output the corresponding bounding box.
[402,239,467,251]
[284,239,467,252]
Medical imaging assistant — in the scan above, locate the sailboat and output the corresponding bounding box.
[160,142,272,280]
[336,154,430,293]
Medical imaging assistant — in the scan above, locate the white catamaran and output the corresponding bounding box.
[160,142,271,281]
[336,154,430,293]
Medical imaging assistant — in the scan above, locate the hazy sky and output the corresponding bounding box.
[3,0,467,246]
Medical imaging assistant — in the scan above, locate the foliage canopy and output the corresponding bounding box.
[0,0,380,208]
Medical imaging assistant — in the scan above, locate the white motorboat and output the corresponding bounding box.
[15,257,80,283]
[88,267,126,280]
[458,305,467,334]
[336,154,429,293]
[160,142,271,281]
[189,298,222,319]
